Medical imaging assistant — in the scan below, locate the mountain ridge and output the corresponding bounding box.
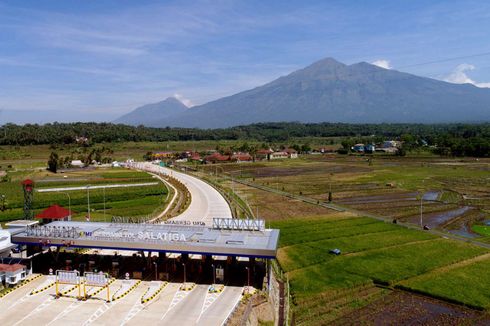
[113,97,188,126]
[118,57,490,128]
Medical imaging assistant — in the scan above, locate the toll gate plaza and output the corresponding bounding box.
[11,218,279,259]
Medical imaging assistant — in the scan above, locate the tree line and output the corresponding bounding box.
[0,122,488,157]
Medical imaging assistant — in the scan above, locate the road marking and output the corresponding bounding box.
[6,292,31,311]
[46,300,85,326]
[120,298,145,325]
[160,286,194,320]
[12,295,55,326]
[82,301,114,326]
[221,290,243,326]
[196,286,225,324]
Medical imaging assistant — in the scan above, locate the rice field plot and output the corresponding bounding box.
[400,256,490,309]
[275,215,490,321]
[279,228,435,272]
[274,217,386,247]
[472,224,490,237]
[288,238,487,300]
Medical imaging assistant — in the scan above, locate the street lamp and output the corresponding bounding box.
[86,186,91,221]
[182,263,186,284]
[103,186,106,222]
[57,192,71,219]
[211,264,216,285]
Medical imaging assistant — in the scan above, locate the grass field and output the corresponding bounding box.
[270,214,490,324]
[0,167,168,223]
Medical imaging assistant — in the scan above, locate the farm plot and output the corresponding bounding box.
[400,255,490,310]
[272,215,490,324]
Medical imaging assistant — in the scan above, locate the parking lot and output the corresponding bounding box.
[0,275,243,325]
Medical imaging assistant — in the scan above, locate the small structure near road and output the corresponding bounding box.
[35,204,73,224]
[0,263,27,286]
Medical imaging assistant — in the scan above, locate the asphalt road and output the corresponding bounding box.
[132,162,232,225]
[0,276,243,326]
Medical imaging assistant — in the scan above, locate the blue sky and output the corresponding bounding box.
[1,0,490,123]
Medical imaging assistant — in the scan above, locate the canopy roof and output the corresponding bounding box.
[36,205,72,219]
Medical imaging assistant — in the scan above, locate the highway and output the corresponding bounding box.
[131,162,232,225]
[0,276,243,326]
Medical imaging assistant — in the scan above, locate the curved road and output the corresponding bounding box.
[131,162,232,225]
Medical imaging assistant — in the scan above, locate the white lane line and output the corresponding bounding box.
[46,300,85,326]
[120,298,144,325]
[221,291,243,326]
[159,286,194,320]
[82,301,114,326]
[6,292,31,311]
[12,296,55,326]
[196,287,225,324]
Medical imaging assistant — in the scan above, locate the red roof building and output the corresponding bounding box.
[231,153,253,162]
[0,263,26,272]
[204,153,230,163]
[36,205,73,222]
[0,263,27,285]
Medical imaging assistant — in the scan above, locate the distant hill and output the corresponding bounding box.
[156,57,490,128]
[114,97,187,126]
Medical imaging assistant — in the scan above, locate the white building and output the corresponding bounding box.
[0,263,27,286]
[71,160,84,167]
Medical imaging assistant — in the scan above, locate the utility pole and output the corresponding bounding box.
[420,194,423,228]
[58,192,71,219]
[87,186,91,221]
[103,186,106,222]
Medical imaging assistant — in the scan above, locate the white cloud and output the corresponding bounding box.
[173,93,194,107]
[372,59,392,69]
[444,63,490,88]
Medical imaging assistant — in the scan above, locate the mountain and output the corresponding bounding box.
[114,97,188,126]
[157,57,490,128]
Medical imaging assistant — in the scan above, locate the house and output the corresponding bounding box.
[383,140,399,148]
[365,144,376,153]
[270,151,289,159]
[285,148,298,158]
[188,152,202,162]
[75,136,89,145]
[352,144,365,153]
[256,149,274,160]
[70,160,84,168]
[0,263,27,286]
[376,140,399,153]
[204,153,230,164]
[153,152,175,159]
[35,205,73,224]
[231,153,253,163]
